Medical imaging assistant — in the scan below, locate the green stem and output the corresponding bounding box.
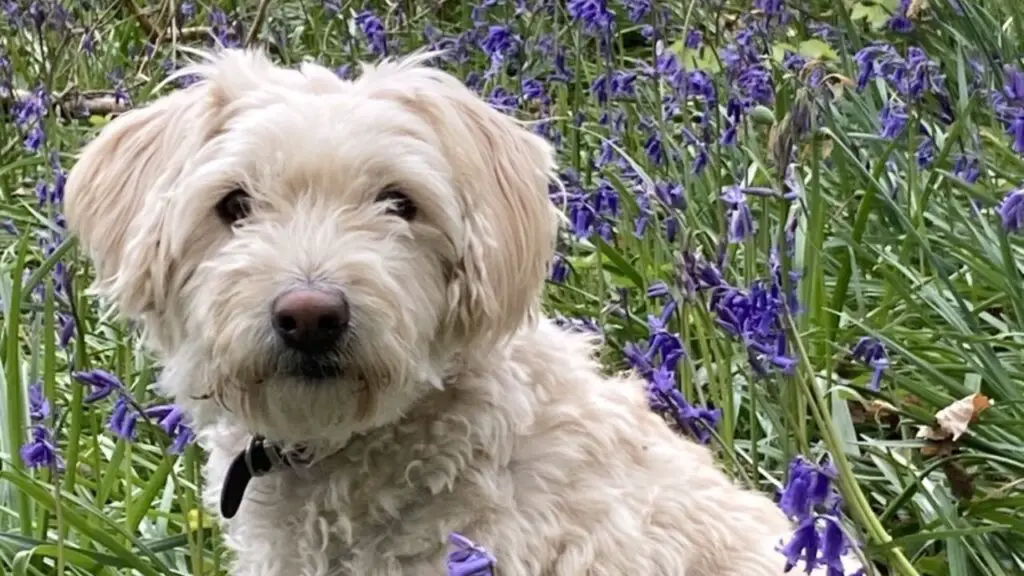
[785,312,921,576]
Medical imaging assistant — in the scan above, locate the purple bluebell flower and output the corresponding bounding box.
[479,25,519,69]
[998,186,1024,234]
[720,186,756,243]
[446,533,495,576]
[646,365,721,444]
[685,29,703,49]
[552,314,603,336]
[915,136,935,168]
[72,369,124,403]
[850,336,890,391]
[619,0,650,23]
[550,253,570,283]
[709,276,796,376]
[20,426,61,469]
[486,86,518,112]
[208,9,236,48]
[566,0,614,36]
[109,395,139,441]
[28,382,50,422]
[144,403,196,454]
[355,10,387,56]
[878,101,908,139]
[853,42,900,92]
[81,28,96,55]
[778,456,838,520]
[781,515,822,572]
[57,312,75,348]
[177,1,196,22]
[952,154,980,184]
[887,0,913,32]
[321,0,340,16]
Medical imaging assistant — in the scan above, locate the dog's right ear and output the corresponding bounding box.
[64,82,214,320]
[65,49,304,322]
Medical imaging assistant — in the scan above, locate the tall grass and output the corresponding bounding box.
[2,0,1023,574]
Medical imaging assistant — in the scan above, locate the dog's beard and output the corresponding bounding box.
[162,328,434,447]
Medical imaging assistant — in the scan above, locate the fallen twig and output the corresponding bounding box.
[3,88,132,119]
[119,0,209,43]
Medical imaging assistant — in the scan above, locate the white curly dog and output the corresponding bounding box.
[64,48,845,575]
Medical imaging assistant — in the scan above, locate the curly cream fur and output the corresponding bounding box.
[64,48,852,576]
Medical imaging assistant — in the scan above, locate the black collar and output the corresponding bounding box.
[220,435,297,519]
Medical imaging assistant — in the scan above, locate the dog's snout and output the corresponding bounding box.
[272,289,350,353]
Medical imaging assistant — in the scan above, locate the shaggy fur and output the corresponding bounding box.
[64,48,829,575]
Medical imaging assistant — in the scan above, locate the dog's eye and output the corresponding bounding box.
[215,188,252,224]
[375,188,417,221]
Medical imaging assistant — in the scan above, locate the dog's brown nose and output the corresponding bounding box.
[272,289,349,353]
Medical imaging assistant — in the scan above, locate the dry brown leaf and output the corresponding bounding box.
[907,0,929,19]
[916,393,993,443]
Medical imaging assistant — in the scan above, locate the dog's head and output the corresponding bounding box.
[64,49,558,445]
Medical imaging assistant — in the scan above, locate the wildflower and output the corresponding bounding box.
[480,24,519,64]
[208,9,235,47]
[646,300,685,368]
[878,101,908,139]
[81,28,96,55]
[776,454,862,574]
[915,135,935,168]
[778,456,838,519]
[107,68,131,106]
[710,278,796,376]
[619,0,650,23]
[852,42,900,92]
[566,0,614,36]
[446,533,495,576]
[886,0,913,32]
[552,314,603,337]
[647,365,722,444]
[952,154,980,184]
[73,368,124,403]
[57,312,75,348]
[998,186,1024,234]
[20,426,61,469]
[549,253,570,283]
[720,186,756,243]
[28,382,50,422]
[109,396,139,440]
[355,10,387,56]
[144,403,196,454]
[850,336,890,390]
[685,29,703,49]
[781,515,821,572]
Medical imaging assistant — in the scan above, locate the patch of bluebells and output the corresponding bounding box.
[679,249,800,378]
[854,43,954,137]
[20,383,63,470]
[355,10,388,56]
[11,84,49,152]
[623,291,722,444]
[777,456,864,576]
[73,369,196,454]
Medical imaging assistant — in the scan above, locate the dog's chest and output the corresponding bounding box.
[213,451,478,576]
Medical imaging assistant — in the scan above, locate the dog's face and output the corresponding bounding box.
[64,49,557,445]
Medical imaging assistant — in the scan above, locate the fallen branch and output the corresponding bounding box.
[119,0,209,43]
[3,88,132,120]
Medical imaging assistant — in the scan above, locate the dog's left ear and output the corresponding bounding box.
[360,58,559,349]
